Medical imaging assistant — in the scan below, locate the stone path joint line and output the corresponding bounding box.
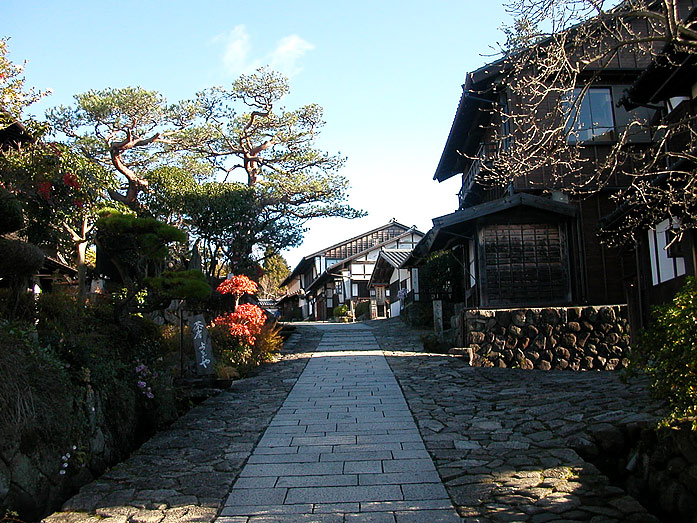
[219,323,460,522]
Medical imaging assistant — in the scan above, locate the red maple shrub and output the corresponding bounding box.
[217,275,257,297]
[212,303,266,345]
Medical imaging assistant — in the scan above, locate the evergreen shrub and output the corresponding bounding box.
[635,276,697,429]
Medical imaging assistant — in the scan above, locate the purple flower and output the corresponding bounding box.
[146,391,155,399]
[137,381,147,388]
[135,364,147,373]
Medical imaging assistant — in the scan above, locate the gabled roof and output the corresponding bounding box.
[405,193,578,265]
[305,228,424,293]
[378,249,411,269]
[368,249,412,287]
[622,11,697,109]
[433,192,577,229]
[280,220,414,287]
[433,66,502,183]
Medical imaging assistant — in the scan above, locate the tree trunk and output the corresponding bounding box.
[76,215,90,298]
[77,240,87,298]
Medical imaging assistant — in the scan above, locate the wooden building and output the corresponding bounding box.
[603,41,697,330]
[280,221,423,320]
[367,249,418,318]
[410,39,654,309]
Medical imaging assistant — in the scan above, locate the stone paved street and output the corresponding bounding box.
[43,319,665,523]
[218,323,460,522]
[369,319,665,522]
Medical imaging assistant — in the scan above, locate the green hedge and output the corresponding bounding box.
[635,277,697,430]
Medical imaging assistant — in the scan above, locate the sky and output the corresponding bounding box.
[4,1,512,269]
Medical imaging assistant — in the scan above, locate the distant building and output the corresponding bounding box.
[280,221,423,320]
[368,249,418,318]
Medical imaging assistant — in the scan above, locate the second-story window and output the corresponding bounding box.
[566,87,616,142]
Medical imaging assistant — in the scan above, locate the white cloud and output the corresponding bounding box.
[214,25,259,75]
[214,26,314,77]
[268,35,315,77]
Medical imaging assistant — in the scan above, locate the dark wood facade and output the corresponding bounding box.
[415,41,651,308]
[603,44,697,331]
[479,221,570,307]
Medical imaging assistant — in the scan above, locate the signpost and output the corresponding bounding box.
[187,313,215,375]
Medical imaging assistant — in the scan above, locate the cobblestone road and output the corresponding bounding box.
[369,318,664,522]
[44,319,664,523]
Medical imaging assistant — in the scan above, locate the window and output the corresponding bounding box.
[566,87,615,142]
[648,219,686,285]
[481,223,570,306]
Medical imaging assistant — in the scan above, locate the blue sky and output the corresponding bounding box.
[5,1,512,268]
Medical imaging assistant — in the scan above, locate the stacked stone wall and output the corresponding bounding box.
[573,420,697,521]
[464,305,630,371]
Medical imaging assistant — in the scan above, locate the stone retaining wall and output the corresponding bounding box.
[464,305,630,371]
[572,420,697,521]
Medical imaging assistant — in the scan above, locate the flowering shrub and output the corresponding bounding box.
[135,362,156,399]
[36,181,52,200]
[209,316,282,377]
[62,172,80,189]
[213,303,266,345]
[217,275,258,297]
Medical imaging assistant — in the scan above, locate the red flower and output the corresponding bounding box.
[37,182,52,200]
[63,172,80,189]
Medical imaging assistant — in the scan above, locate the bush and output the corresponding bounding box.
[0,187,24,233]
[213,304,266,345]
[33,293,176,421]
[334,304,349,318]
[0,237,44,276]
[0,321,73,451]
[634,276,697,430]
[210,303,269,377]
[253,322,284,364]
[420,250,462,299]
[210,319,283,377]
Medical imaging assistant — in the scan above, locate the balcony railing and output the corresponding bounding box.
[458,142,499,207]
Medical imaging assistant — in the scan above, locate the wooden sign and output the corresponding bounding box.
[188,314,215,375]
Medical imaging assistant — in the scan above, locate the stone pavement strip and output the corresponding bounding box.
[218,323,461,523]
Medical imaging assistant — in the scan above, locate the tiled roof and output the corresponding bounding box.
[379,249,411,269]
